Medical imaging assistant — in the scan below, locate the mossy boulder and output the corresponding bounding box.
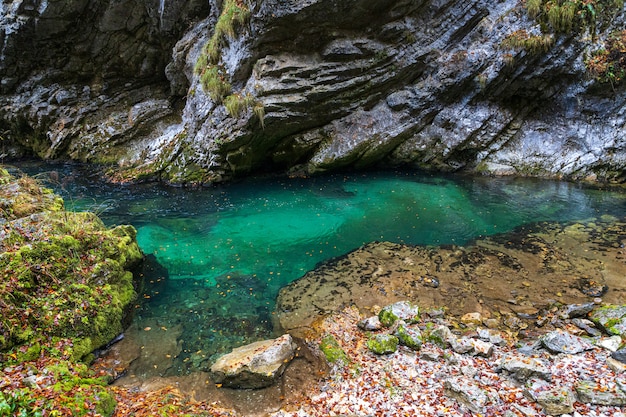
[378,301,420,327]
[367,334,399,355]
[395,324,423,351]
[0,169,143,359]
[319,334,349,365]
[590,305,626,336]
[427,325,456,348]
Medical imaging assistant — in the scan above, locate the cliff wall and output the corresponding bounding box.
[0,0,624,183]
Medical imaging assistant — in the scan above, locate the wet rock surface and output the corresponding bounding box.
[276,216,626,336]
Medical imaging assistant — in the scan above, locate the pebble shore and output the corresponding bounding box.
[270,305,626,417]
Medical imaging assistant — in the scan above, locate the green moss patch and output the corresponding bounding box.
[0,170,143,358]
[1,340,117,417]
[367,334,399,355]
[319,334,349,365]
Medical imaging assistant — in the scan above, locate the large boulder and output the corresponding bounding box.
[210,334,297,389]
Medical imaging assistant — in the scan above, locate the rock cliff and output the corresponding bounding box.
[0,0,624,184]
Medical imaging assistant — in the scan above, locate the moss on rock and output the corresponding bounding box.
[367,334,399,355]
[378,301,420,327]
[0,168,143,358]
[319,334,349,364]
[590,305,626,336]
[395,324,423,351]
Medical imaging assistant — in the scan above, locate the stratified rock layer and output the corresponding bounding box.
[1,1,625,183]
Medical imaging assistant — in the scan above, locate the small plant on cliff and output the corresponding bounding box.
[501,29,555,54]
[200,65,232,103]
[586,29,626,86]
[194,0,266,126]
[522,0,624,35]
[503,0,624,83]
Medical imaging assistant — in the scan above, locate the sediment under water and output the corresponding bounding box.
[10,161,626,375]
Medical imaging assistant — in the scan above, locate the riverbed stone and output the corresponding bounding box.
[395,324,423,351]
[428,325,456,348]
[477,328,506,346]
[444,376,487,414]
[560,303,596,319]
[525,378,575,415]
[367,334,399,355]
[575,380,626,406]
[460,312,482,326]
[536,386,575,415]
[470,339,494,358]
[541,330,594,354]
[590,305,626,336]
[498,354,552,382]
[607,357,626,373]
[357,316,382,331]
[571,318,602,337]
[378,301,420,327]
[596,335,622,352]
[612,348,626,364]
[210,334,297,389]
[450,337,474,355]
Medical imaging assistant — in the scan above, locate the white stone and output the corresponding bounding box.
[596,335,622,352]
[210,334,297,389]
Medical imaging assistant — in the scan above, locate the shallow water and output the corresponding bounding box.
[10,161,626,371]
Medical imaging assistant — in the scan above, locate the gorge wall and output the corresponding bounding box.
[0,0,624,184]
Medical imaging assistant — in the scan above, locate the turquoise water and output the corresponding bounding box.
[12,162,626,371]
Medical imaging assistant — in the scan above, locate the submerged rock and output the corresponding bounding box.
[210,334,297,389]
[276,218,626,337]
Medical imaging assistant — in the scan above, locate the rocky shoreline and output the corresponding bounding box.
[94,215,626,416]
[276,216,626,337]
[266,301,626,416]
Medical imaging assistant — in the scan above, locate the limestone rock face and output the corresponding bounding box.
[210,334,297,389]
[1,0,625,183]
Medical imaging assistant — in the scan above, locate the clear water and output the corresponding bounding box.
[10,161,626,370]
